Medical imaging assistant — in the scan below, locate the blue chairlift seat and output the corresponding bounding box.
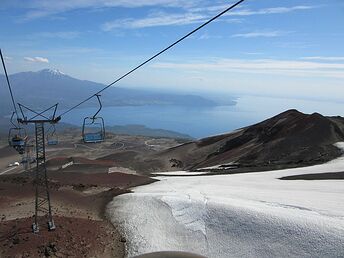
[84,132,103,143]
[48,139,58,145]
[11,138,25,146]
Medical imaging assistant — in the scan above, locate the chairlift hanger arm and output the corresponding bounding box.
[10,112,18,128]
[92,94,102,120]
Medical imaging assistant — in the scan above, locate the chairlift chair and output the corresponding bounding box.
[47,124,58,145]
[82,117,105,143]
[82,94,106,143]
[8,112,27,154]
[8,128,26,147]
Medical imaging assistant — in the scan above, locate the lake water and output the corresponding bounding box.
[61,95,344,139]
[62,105,253,138]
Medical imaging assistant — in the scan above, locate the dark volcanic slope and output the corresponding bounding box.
[280,171,344,180]
[144,109,344,172]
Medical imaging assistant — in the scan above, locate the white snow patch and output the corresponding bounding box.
[41,68,65,75]
[334,141,344,152]
[49,68,65,75]
[151,171,208,176]
[198,162,238,170]
[107,151,344,257]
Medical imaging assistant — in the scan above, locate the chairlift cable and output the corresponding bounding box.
[58,0,245,117]
[0,49,19,120]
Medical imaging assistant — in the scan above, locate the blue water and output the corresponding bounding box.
[61,105,257,138]
[60,96,344,139]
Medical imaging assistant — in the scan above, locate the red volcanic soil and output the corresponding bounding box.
[0,146,17,158]
[49,171,154,188]
[0,169,156,257]
[46,156,115,167]
[0,216,122,258]
[45,156,126,174]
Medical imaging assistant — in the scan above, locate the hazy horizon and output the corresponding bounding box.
[1,0,343,107]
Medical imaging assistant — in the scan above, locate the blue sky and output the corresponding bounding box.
[0,0,344,101]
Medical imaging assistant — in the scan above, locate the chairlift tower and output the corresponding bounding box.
[22,143,34,171]
[17,103,60,233]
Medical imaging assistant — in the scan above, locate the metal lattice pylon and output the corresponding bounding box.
[32,122,55,233]
[17,103,60,233]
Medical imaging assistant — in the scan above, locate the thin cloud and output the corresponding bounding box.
[232,31,288,38]
[244,52,264,55]
[198,33,223,40]
[225,18,244,24]
[189,4,233,13]
[191,4,316,16]
[151,58,344,79]
[276,42,317,49]
[102,12,207,30]
[101,3,316,32]
[33,31,80,39]
[24,56,49,63]
[18,0,200,20]
[11,1,318,23]
[227,5,317,16]
[301,56,344,61]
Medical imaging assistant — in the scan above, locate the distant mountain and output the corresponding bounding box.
[140,109,344,172]
[0,69,231,116]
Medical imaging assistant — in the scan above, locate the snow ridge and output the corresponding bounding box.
[107,145,344,257]
[161,191,208,235]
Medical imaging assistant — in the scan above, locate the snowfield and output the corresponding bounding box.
[107,144,344,258]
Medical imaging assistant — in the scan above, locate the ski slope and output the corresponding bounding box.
[107,144,344,258]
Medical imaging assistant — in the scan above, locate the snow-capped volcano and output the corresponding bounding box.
[39,68,66,76]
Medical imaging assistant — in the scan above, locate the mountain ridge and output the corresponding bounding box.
[137,109,344,173]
